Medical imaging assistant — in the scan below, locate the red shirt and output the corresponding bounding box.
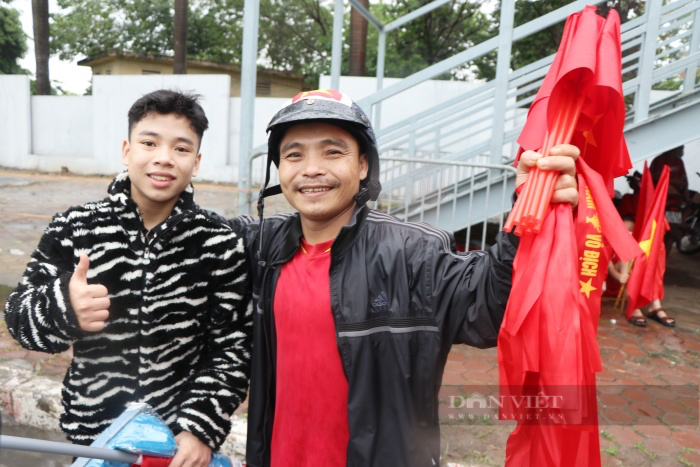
[270,238,349,466]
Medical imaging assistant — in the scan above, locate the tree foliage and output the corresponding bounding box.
[48,0,504,85]
[49,0,327,82]
[0,0,28,74]
[51,0,174,60]
[258,0,335,81]
[366,0,493,79]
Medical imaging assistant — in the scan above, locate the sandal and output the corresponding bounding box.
[628,311,647,327]
[647,308,676,327]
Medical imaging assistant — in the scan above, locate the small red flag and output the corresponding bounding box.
[625,166,671,317]
[632,162,655,241]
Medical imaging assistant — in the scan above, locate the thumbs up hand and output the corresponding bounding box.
[69,254,110,332]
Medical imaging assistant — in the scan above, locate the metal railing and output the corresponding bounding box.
[377,157,517,250]
[240,0,700,241]
[247,151,516,250]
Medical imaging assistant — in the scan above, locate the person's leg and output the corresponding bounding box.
[628,308,647,327]
[648,299,676,327]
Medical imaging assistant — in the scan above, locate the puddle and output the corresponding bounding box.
[0,178,34,188]
[0,411,71,466]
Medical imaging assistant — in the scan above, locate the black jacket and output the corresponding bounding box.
[238,205,517,466]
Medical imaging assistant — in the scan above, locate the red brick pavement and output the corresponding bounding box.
[1,170,699,466]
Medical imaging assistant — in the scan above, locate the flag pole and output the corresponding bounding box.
[614,258,635,311]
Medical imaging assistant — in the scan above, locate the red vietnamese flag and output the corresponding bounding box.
[498,7,640,467]
[625,166,671,318]
[575,159,640,324]
[632,162,655,241]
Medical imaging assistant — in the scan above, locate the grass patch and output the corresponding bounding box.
[630,357,651,365]
[465,450,497,465]
[439,415,495,426]
[634,442,657,461]
[602,447,618,457]
[648,351,682,364]
[677,454,694,466]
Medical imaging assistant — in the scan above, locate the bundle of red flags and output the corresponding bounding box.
[625,165,671,317]
[498,6,642,466]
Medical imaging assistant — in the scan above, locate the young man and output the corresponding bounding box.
[238,89,579,466]
[4,90,251,467]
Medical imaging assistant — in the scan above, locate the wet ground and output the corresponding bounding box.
[0,410,71,467]
[0,169,699,466]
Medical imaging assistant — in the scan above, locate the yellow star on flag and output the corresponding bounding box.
[639,219,657,258]
[582,114,604,148]
[579,278,597,298]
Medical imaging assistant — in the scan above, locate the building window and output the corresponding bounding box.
[142,69,161,75]
[256,81,272,96]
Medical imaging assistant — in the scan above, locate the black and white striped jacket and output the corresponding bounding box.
[4,172,252,449]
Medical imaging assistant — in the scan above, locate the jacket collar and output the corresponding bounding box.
[107,171,198,237]
[108,171,196,212]
[269,204,370,265]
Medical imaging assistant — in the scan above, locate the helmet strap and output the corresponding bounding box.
[354,186,371,206]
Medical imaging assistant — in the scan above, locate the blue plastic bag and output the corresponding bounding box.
[71,403,233,467]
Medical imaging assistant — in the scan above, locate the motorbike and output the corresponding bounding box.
[676,172,700,255]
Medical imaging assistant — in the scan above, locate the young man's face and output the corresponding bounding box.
[278,121,368,227]
[121,112,201,212]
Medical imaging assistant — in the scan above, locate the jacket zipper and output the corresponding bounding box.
[136,213,189,397]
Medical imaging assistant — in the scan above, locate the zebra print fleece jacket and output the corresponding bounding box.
[4,172,252,449]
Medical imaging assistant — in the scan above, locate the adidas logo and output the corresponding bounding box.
[372,291,390,312]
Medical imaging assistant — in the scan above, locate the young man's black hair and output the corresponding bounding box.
[127,89,209,146]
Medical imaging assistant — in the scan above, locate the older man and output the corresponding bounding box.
[238,89,579,466]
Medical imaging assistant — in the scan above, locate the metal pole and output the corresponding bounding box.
[489,0,515,165]
[683,7,700,93]
[374,29,386,129]
[331,0,345,90]
[635,0,663,123]
[237,0,260,216]
[0,435,139,463]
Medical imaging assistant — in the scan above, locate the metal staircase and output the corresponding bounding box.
[238,0,700,245]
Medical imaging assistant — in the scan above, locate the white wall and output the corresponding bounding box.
[32,96,92,158]
[0,75,291,183]
[0,75,31,168]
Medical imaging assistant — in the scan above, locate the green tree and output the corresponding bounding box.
[187,0,244,64]
[0,0,28,74]
[258,0,335,83]
[366,0,493,79]
[51,0,174,60]
[48,0,499,86]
